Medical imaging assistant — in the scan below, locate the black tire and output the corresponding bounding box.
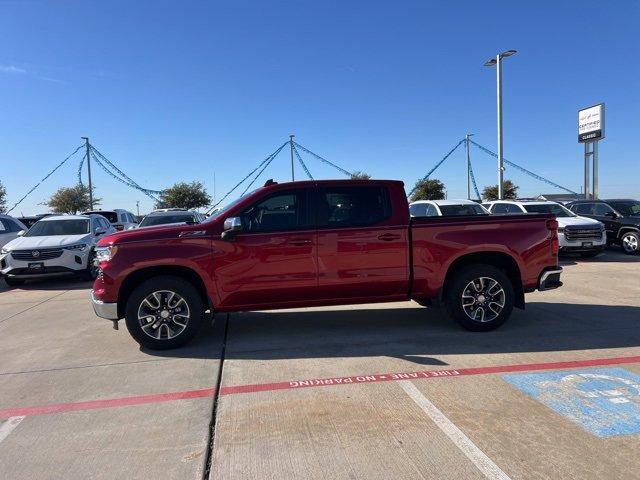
[579,251,601,258]
[3,276,26,287]
[125,276,204,350]
[620,231,640,255]
[82,250,99,281]
[445,264,514,332]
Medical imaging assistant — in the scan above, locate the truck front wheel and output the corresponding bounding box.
[125,276,204,350]
[445,264,514,332]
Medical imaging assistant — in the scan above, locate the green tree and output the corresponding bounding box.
[482,180,519,201]
[156,181,211,210]
[350,171,371,180]
[409,178,446,202]
[46,184,100,214]
[0,181,6,213]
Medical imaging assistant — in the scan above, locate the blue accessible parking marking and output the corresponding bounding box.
[503,367,640,438]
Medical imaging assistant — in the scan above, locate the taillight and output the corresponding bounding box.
[546,219,559,255]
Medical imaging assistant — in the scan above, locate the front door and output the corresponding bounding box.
[591,203,619,239]
[213,188,318,309]
[315,185,408,301]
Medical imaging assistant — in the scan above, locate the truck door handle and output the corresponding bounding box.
[378,233,400,241]
[290,238,312,246]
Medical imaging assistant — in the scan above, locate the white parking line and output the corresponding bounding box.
[398,381,511,480]
[0,416,25,444]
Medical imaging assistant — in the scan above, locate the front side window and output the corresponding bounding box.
[26,219,90,236]
[242,190,309,232]
[593,203,615,216]
[571,203,593,215]
[317,186,390,228]
[491,203,518,214]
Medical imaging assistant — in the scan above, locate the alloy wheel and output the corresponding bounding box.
[137,290,191,340]
[461,276,506,323]
[622,233,639,253]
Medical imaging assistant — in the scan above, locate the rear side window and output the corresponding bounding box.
[317,186,391,228]
[571,203,593,215]
[242,190,310,232]
[439,204,487,216]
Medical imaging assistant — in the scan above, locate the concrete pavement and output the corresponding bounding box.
[0,249,639,479]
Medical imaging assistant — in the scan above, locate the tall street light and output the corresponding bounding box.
[484,49,517,199]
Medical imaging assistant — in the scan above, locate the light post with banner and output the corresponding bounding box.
[578,103,605,199]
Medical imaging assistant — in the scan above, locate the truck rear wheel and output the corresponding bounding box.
[445,264,514,332]
[125,276,204,350]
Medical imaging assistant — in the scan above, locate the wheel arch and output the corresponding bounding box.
[617,226,640,239]
[441,251,524,309]
[117,266,211,318]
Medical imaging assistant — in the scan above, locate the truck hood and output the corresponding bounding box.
[97,221,217,246]
[3,233,93,250]
[557,216,603,228]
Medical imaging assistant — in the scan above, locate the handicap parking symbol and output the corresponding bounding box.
[503,367,640,438]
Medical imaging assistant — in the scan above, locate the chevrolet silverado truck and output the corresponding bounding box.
[91,180,562,349]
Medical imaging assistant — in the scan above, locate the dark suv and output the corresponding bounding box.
[567,199,640,255]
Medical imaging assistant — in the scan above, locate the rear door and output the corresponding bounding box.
[214,188,318,308]
[315,185,408,301]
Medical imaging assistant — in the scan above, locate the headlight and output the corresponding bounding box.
[63,243,88,251]
[1,247,10,254]
[95,245,118,263]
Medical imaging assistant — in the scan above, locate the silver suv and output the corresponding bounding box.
[0,214,28,250]
[83,209,138,231]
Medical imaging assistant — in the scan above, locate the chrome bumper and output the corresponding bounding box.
[538,267,563,291]
[91,290,119,320]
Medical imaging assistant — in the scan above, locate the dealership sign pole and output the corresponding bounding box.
[578,103,604,199]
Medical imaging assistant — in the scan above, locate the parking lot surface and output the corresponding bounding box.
[1,249,639,479]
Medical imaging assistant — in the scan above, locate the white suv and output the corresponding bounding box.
[0,214,116,286]
[0,214,27,250]
[82,209,138,231]
[484,200,606,257]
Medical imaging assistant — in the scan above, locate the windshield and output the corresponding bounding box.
[139,214,196,227]
[26,219,90,236]
[204,190,257,222]
[438,204,489,216]
[523,203,575,217]
[608,201,640,216]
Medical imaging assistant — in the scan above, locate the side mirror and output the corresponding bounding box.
[605,211,618,218]
[95,227,107,236]
[17,230,26,237]
[221,217,242,240]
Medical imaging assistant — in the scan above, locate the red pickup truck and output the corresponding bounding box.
[91,180,562,349]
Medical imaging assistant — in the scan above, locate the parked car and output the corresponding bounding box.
[484,200,606,257]
[138,209,206,228]
[82,209,138,231]
[0,214,116,286]
[16,213,55,229]
[90,179,562,350]
[0,214,28,249]
[409,199,489,217]
[567,199,640,255]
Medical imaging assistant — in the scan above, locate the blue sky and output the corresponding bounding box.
[1,0,638,215]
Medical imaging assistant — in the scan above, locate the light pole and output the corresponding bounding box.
[484,50,517,199]
[465,133,474,200]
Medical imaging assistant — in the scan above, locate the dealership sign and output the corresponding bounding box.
[578,103,605,143]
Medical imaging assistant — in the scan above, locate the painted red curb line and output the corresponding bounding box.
[0,387,214,419]
[2,355,639,419]
[218,354,640,396]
